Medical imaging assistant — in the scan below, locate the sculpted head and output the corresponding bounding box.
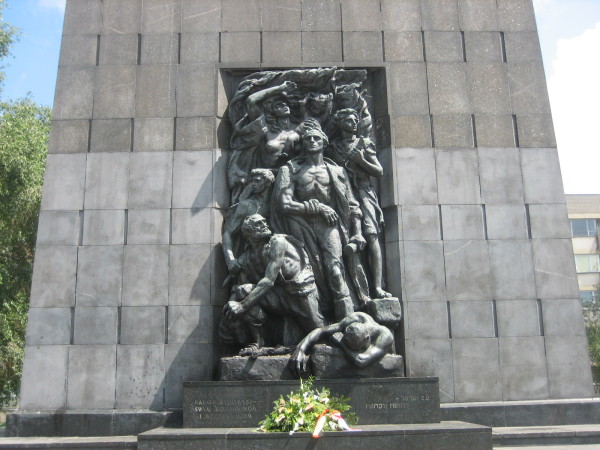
[342,321,371,352]
[307,92,333,115]
[333,108,359,134]
[241,214,272,240]
[249,169,275,194]
[302,127,329,154]
[264,96,290,119]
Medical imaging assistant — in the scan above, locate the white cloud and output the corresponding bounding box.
[548,22,600,193]
[37,0,66,13]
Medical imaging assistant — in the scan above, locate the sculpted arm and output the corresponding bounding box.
[221,206,247,272]
[246,81,296,121]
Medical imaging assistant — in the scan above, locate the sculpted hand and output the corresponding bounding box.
[282,81,297,92]
[290,347,309,377]
[226,258,242,275]
[350,234,367,251]
[348,146,364,163]
[319,204,338,226]
[223,301,245,321]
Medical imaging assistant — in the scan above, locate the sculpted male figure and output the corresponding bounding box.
[222,214,325,350]
[272,127,368,320]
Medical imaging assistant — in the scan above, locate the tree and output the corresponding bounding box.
[0,0,19,91]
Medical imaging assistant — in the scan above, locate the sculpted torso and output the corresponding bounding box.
[262,129,300,168]
[294,164,333,206]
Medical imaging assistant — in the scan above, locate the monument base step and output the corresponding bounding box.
[493,424,600,447]
[138,421,492,449]
[0,435,137,449]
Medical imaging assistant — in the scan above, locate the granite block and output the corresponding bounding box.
[25,308,72,345]
[120,307,166,344]
[67,345,117,409]
[489,240,536,300]
[90,119,131,152]
[164,343,215,407]
[167,305,215,344]
[464,32,503,62]
[478,147,524,204]
[420,0,460,31]
[395,147,438,205]
[93,66,136,119]
[176,117,215,150]
[76,246,123,306]
[48,119,89,154]
[341,0,381,31]
[116,345,165,409]
[19,345,68,409]
[496,299,541,337]
[261,0,301,31]
[403,241,445,301]
[98,34,139,66]
[485,204,528,240]
[521,148,565,204]
[428,62,470,114]
[84,153,129,209]
[424,31,463,62]
[405,338,454,402]
[388,63,429,115]
[384,31,423,62]
[467,62,511,114]
[58,35,97,67]
[129,152,173,209]
[134,118,174,152]
[73,307,118,344]
[177,64,216,117]
[41,153,86,210]
[168,244,213,306]
[504,31,543,62]
[432,114,473,148]
[182,0,222,33]
[499,336,549,400]
[436,149,481,204]
[508,62,552,115]
[36,210,80,246]
[474,114,515,147]
[528,204,571,239]
[405,301,449,339]
[445,240,492,301]
[541,298,586,337]
[53,67,95,120]
[393,115,431,147]
[343,31,383,62]
[63,0,102,35]
[180,33,220,64]
[498,0,538,32]
[382,206,402,242]
[545,335,595,398]
[450,300,495,338]
[127,210,171,245]
[458,0,499,31]
[122,245,169,307]
[441,205,484,240]
[140,33,179,64]
[301,31,343,62]
[382,0,421,31]
[30,246,77,308]
[220,32,261,63]
[401,205,440,240]
[532,239,580,299]
[452,338,502,402]
[221,0,260,32]
[171,208,213,244]
[384,241,402,297]
[102,0,142,34]
[141,0,181,34]
[516,115,557,147]
[82,209,125,245]
[172,151,214,208]
[136,65,177,118]
[302,0,341,31]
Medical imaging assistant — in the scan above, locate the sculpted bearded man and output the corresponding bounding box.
[271,127,369,321]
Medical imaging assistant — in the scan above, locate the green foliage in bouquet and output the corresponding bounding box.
[258,377,357,433]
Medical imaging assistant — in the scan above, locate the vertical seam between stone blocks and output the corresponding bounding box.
[460,31,466,62]
[512,114,520,147]
[173,117,177,152]
[482,204,488,240]
[70,306,75,345]
[471,114,477,147]
[525,204,532,239]
[87,119,92,152]
[438,204,444,240]
[260,31,263,63]
[500,31,507,63]
[492,299,498,337]
[447,301,452,339]
[130,118,135,152]
[96,35,100,66]
[218,32,222,63]
[177,32,182,65]
[137,34,142,65]
[117,305,122,344]
[165,306,169,344]
[381,30,385,61]
[124,209,128,245]
[537,299,545,336]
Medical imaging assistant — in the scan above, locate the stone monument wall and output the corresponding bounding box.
[20,0,593,416]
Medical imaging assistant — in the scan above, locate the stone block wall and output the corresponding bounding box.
[20,0,593,415]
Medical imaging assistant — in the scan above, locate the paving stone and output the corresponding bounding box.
[98,34,139,66]
[405,338,455,403]
[20,345,68,409]
[67,345,117,409]
[140,33,179,64]
[449,300,495,338]
[177,64,216,117]
[489,240,536,300]
[474,114,515,147]
[171,208,213,244]
[168,244,213,306]
[25,308,72,345]
[401,205,440,240]
[464,31,503,62]
[164,343,214,407]
[521,148,565,204]
[116,345,165,409]
[388,63,428,115]
[516,115,557,147]
[496,299,541,337]
[384,31,423,62]
[76,246,124,307]
[504,31,543,62]
[182,0,222,33]
[90,119,131,152]
[485,204,528,240]
[497,0,538,32]
[82,209,125,245]
[122,245,169,307]
[403,241,446,301]
[545,335,595,398]
[302,0,341,31]
[102,0,142,34]
[172,151,214,208]
[441,205,485,240]
[180,33,220,64]
[532,239,580,299]
[499,336,549,400]
[436,149,481,204]
[167,305,216,344]
[382,0,421,31]
[302,31,343,62]
[73,307,118,344]
[37,210,81,246]
[220,32,261,63]
[393,115,431,147]
[63,0,102,35]
[48,119,89,154]
[395,148,438,205]
[58,35,98,67]
[141,0,181,34]
[93,66,136,119]
[467,62,511,114]
[136,65,177,118]
[428,62,470,114]
[507,62,552,115]
[432,114,474,148]
[30,246,78,308]
[343,31,383,62]
[405,301,449,339]
[53,67,95,120]
[445,240,492,301]
[452,338,502,402]
[528,204,571,239]
[541,298,586,337]
[134,118,174,152]
[420,0,460,31]
[120,307,166,344]
[478,147,524,204]
[127,210,171,245]
[458,0,499,31]
[262,0,301,31]
[424,31,463,62]
[84,153,129,209]
[129,152,173,209]
[41,153,86,210]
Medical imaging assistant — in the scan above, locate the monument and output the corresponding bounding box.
[7,0,595,443]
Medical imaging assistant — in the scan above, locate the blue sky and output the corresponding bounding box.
[2,0,600,193]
